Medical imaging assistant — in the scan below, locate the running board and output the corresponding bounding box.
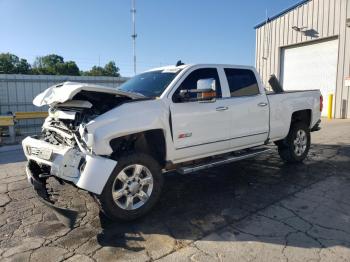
[177,147,272,175]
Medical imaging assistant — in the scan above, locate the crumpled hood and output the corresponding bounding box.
[33,81,144,107]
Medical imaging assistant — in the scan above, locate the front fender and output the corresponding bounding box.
[86,99,170,156]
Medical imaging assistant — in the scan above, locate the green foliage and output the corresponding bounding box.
[32,54,80,75]
[83,66,106,76]
[64,61,80,76]
[0,53,121,77]
[17,59,31,74]
[104,61,120,77]
[0,53,31,74]
[83,61,120,77]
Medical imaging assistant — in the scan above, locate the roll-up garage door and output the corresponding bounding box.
[281,39,338,117]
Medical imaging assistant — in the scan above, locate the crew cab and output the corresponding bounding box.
[22,63,322,222]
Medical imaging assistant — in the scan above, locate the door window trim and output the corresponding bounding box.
[218,93,264,100]
[171,67,222,103]
[167,66,225,102]
[223,68,261,98]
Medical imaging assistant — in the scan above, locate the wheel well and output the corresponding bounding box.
[291,110,311,128]
[109,129,166,167]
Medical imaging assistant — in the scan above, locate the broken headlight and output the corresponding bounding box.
[79,125,94,148]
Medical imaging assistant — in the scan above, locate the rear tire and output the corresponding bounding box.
[95,153,163,221]
[277,122,310,163]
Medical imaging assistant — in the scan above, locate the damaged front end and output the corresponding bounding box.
[22,82,141,226]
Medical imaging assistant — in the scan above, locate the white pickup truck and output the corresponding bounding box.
[22,63,322,222]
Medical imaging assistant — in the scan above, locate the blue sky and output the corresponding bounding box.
[0,0,299,76]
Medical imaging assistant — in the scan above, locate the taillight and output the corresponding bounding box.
[320,95,323,112]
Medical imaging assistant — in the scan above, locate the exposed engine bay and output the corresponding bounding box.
[41,90,133,148]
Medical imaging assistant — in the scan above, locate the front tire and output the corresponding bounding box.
[277,122,310,163]
[96,153,163,221]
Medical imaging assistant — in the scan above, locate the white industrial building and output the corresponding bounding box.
[255,0,350,118]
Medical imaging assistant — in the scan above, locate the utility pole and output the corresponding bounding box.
[131,0,137,75]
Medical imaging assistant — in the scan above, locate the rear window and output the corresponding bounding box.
[224,68,260,97]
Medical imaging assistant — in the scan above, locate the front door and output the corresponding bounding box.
[170,67,231,162]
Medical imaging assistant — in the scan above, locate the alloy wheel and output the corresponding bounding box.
[293,129,307,156]
[111,164,154,210]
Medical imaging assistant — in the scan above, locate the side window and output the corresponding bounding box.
[173,68,222,102]
[224,68,260,97]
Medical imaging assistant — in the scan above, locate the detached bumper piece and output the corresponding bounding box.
[26,161,78,228]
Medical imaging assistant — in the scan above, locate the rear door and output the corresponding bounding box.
[222,67,269,148]
[169,67,232,161]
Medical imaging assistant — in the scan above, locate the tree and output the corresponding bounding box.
[35,54,64,68]
[0,53,121,76]
[62,61,80,76]
[0,53,31,74]
[83,61,120,77]
[0,53,17,73]
[32,54,80,75]
[17,59,31,74]
[54,60,80,76]
[104,61,120,77]
[84,66,105,76]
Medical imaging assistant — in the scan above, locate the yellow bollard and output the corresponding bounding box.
[328,94,333,119]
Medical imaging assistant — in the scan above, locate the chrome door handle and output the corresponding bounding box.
[258,102,268,107]
[216,106,228,111]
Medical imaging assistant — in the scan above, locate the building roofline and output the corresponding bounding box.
[254,0,311,29]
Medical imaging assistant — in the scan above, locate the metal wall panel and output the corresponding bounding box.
[255,0,350,118]
[343,0,350,117]
[0,74,128,135]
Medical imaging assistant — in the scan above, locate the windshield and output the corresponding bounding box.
[117,70,181,97]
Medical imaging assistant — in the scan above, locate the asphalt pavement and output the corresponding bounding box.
[0,118,349,262]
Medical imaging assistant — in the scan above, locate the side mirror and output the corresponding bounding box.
[197,78,216,92]
[179,89,190,99]
[176,78,217,103]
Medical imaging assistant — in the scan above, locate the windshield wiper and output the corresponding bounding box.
[117,89,146,98]
[131,91,146,97]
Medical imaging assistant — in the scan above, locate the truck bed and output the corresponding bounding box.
[266,89,321,142]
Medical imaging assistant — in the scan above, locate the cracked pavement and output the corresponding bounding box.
[0,118,349,261]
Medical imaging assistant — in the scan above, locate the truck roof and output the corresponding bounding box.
[146,64,255,73]
[146,64,190,72]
